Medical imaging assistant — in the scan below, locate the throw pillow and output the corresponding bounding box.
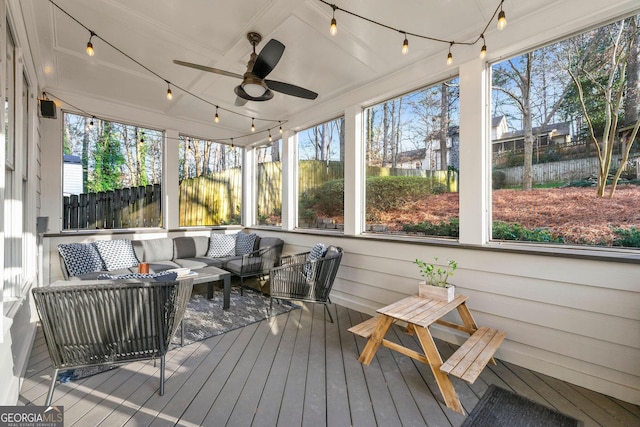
[94,239,139,271]
[97,271,178,282]
[57,243,105,277]
[304,243,327,278]
[206,233,237,258]
[236,233,258,255]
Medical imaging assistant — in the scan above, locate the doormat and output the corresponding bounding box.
[462,384,581,427]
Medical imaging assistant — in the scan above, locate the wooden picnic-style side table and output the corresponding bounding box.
[349,294,506,415]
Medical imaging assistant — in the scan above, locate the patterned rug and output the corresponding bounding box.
[57,286,296,383]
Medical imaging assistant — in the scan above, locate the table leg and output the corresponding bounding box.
[222,275,231,310]
[207,282,214,299]
[414,326,465,415]
[358,315,394,365]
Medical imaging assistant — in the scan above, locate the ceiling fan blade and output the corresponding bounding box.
[265,80,318,100]
[252,39,285,79]
[173,60,243,80]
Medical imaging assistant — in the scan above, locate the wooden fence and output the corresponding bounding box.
[495,155,625,186]
[63,184,161,230]
[179,168,242,226]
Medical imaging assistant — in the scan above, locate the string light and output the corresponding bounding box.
[166,81,173,100]
[497,2,507,30]
[230,138,234,148]
[279,121,283,134]
[268,130,273,142]
[330,5,338,36]
[480,35,487,59]
[86,31,95,56]
[319,0,508,64]
[214,106,219,123]
[88,116,94,129]
[251,118,256,132]
[401,33,409,55]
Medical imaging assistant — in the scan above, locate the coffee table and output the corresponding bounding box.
[189,266,232,310]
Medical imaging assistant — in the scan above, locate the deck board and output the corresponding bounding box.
[19,298,640,427]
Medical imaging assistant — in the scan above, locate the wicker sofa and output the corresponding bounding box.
[57,233,284,283]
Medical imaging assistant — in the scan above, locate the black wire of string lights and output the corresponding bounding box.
[47,0,287,143]
[320,0,507,62]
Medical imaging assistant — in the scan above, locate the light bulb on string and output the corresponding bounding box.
[447,43,453,65]
[401,34,409,55]
[330,5,337,36]
[88,116,95,130]
[230,138,234,149]
[268,131,273,142]
[497,3,507,30]
[86,31,95,56]
[166,82,173,100]
[214,106,219,123]
[251,118,256,132]
[480,35,487,59]
[279,121,283,134]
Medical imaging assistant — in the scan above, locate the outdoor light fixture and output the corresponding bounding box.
[268,131,273,142]
[88,117,95,129]
[166,82,173,100]
[447,44,453,65]
[86,31,95,56]
[402,34,409,55]
[330,5,337,36]
[279,122,283,134]
[251,118,256,132]
[214,106,219,123]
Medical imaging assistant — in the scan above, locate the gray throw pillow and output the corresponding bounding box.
[236,233,258,255]
[206,233,237,258]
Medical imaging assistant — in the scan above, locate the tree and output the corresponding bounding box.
[567,17,640,198]
[87,121,125,192]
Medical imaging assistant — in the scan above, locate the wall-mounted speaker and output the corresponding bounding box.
[39,99,57,119]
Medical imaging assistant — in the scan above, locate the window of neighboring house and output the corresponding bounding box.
[490,13,640,249]
[363,78,460,238]
[178,135,242,226]
[297,117,345,230]
[62,112,164,229]
[256,139,282,226]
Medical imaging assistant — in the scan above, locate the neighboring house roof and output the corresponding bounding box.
[494,121,571,142]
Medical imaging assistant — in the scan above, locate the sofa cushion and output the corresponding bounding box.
[206,233,237,258]
[305,243,327,278]
[174,257,224,269]
[144,261,181,273]
[236,233,258,255]
[132,238,173,263]
[174,236,210,259]
[57,243,105,277]
[94,239,139,271]
[225,257,263,275]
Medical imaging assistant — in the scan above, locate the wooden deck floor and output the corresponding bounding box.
[19,299,640,427]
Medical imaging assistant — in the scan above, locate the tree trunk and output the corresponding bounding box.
[382,102,389,167]
[624,16,639,127]
[439,84,449,170]
[522,53,534,191]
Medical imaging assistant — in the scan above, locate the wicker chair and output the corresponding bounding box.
[31,278,193,406]
[224,238,284,295]
[269,246,343,323]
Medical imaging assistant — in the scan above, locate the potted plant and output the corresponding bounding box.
[414,257,457,302]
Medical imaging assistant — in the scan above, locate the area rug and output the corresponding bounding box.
[462,385,581,427]
[57,287,296,383]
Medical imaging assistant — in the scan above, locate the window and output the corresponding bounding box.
[490,13,640,248]
[62,113,163,229]
[297,117,345,230]
[178,136,242,226]
[364,78,460,238]
[256,139,282,226]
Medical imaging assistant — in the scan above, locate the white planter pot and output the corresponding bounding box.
[418,281,455,302]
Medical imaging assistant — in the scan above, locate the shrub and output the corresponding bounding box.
[403,218,459,237]
[492,221,563,243]
[492,170,507,189]
[612,226,640,247]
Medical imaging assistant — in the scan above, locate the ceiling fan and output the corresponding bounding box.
[173,32,318,106]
